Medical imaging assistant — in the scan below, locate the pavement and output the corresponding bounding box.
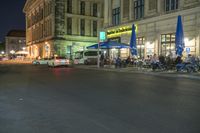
[1,60,200,80]
[73,65,200,80]
[0,65,200,133]
[0,59,32,64]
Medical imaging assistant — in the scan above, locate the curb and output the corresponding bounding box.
[73,66,200,80]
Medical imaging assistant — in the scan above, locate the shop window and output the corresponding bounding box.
[136,37,145,58]
[161,33,175,56]
[134,0,144,19]
[112,7,120,25]
[165,0,178,12]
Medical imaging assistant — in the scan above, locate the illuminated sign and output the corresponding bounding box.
[100,31,106,42]
[107,25,138,38]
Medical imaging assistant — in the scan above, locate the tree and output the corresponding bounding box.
[0,41,5,52]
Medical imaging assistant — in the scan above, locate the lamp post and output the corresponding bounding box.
[98,31,106,68]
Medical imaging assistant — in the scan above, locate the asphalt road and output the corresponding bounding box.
[0,64,200,133]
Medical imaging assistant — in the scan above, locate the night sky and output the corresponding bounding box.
[0,0,26,42]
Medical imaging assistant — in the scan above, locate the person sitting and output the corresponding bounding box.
[115,56,121,68]
[151,54,159,70]
[126,56,131,65]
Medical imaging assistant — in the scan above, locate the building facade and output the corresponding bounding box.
[104,0,200,58]
[5,30,26,55]
[23,0,104,58]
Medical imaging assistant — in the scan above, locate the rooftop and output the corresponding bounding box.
[6,30,25,37]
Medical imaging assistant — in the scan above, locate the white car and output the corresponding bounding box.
[48,57,70,67]
[32,58,50,65]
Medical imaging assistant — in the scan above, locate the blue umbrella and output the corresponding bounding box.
[87,44,98,49]
[130,24,137,56]
[175,15,185,56]
[100,41,130,49]
[87,41,130,49]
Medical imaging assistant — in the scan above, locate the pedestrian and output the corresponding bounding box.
[100,54,104,67]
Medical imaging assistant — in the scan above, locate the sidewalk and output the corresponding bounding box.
[0,59,32,64]
[73,65,200,80]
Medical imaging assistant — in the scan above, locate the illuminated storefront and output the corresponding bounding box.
[104,0,200,58]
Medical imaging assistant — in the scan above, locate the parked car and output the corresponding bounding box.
[0,57,9,61]
[32,58,50,65]
[48,56,70,67]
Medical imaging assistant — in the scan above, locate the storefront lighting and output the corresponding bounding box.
[146,42,150,46]
[107,25,138,38]
[184,38,189,43]
[10,50,15,54]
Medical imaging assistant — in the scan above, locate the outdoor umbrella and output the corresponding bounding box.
[87,41,130,49]
[100,41,130,49]
[87,44,98,49]
[175,15,185,56]
[129,24,137,56]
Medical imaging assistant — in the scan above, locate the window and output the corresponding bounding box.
[112,7,120,25]
[93,21,97,37]
[84,51,98,56]
[67,0,72,13]
[93,3,98,17]
[161,33,175,56]
[134,0,144,19]
[149,0,157,10]
[80,19,85,36]
[136,37,145,58]
[165,0,178,12]
[80,1,85,15]
[67,18,72,35]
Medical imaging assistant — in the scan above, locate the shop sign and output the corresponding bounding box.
[107,25,138,38]
[100,31,106,42]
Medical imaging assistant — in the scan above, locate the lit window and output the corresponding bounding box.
[136,37,145,58]
[161,33,175,56]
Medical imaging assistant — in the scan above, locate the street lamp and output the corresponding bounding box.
[10,50,15,54]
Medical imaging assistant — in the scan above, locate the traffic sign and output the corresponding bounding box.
[186,47,190,54]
